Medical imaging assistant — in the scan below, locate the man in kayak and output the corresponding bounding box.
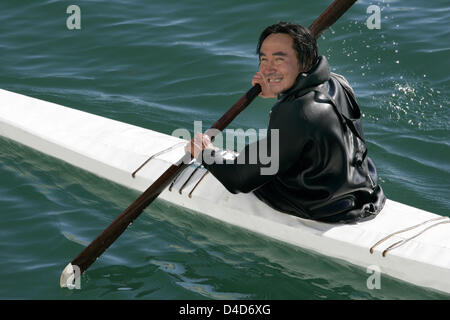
[186,21,386,223]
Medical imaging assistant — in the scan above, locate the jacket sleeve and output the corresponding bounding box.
[200,97,311,194]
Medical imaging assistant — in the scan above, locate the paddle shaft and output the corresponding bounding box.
[67,0,358,277]
[309,0,357,39]
[70,85,261,273]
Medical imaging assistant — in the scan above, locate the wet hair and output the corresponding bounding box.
[256,21,318,72]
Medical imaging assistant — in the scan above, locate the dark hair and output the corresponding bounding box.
[256,21,318,72]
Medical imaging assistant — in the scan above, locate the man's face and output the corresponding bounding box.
[259,33,301,95]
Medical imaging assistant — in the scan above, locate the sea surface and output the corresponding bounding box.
[0,0,449,300]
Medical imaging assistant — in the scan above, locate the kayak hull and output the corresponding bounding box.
[1,89,449,295]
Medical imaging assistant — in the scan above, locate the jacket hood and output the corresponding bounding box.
[278,55,331,100]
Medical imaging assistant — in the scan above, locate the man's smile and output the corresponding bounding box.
[265,74,284,83]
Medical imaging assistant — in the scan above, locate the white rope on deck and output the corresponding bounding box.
[370,216,450,257]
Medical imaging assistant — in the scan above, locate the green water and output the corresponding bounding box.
[0,0,449,299]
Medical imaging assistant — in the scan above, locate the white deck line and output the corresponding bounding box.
[1,88,449,295]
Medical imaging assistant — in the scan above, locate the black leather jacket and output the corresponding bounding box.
[201,56,386,223]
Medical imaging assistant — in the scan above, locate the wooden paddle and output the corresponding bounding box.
[60,0,358,288]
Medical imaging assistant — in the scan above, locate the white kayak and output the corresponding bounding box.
[0,88,449,295]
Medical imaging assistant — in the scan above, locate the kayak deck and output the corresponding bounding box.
[0,88,449,295]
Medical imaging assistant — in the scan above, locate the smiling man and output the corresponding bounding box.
[253,30,309,98]
[186,22,385,223]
